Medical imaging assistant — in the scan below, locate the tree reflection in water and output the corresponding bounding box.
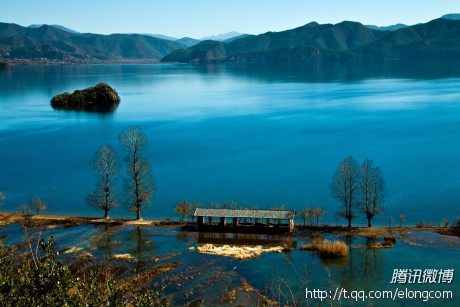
[128,227,156,266]
[90,224,120,260]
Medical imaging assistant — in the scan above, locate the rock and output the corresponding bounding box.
[51,82,120,113]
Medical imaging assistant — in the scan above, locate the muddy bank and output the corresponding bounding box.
[0,212,189,228]
[1,212,458,237]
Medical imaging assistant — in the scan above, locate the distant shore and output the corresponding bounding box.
[1,212,458,237]
[0,58,162,66]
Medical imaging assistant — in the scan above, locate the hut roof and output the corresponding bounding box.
[194,208,295,219]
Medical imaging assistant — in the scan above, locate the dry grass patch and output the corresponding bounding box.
[197,244,284,260]
[317,240,349,258]
[300,243,318,251]
[112,253,134,260]
[301,240,349,258]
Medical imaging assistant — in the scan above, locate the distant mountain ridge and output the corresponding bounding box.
[162,18,460,63]
[175,37,201,47]
[28,24,80,34]
[442,13,460,20]
[365,24,408,31]
[200,31,244,41]
[0,23,185,61]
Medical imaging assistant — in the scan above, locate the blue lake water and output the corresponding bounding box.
[1,63,460,225]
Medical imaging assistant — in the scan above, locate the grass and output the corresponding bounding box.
[367,237,395,249]
[300,239,349,258]
[317,240,349,258]
[300,243,318,251]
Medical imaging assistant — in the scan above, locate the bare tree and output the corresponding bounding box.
[298,208,311,226]
[174,201,188,222]
[312,208,325,226]
[399,213,406,227]
[330,156,359,228]
[87,144,120,219]
[358,159,387,227]
[18,203,29,215]
[0,191,4,207]
[299,208,325,226]
[30,197,46,214]
[120,127,154,220]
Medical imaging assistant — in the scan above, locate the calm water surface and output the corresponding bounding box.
[1,63,460,225]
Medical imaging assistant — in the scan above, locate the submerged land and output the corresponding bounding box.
[1,212,459,305]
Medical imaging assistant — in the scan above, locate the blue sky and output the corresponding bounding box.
[1,0,459,38]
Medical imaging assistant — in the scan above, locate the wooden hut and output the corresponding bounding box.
[194,208,296,232]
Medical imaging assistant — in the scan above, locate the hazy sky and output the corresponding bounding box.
[1,0,459,38]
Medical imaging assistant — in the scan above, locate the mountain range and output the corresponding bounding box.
[0,23,185,61]
[1,15,459,63]
[162,17,460,63]
[28,24,80,34]
[365,14,460,32]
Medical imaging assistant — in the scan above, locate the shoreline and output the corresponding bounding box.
[0,58,163,66]
[1,211,458,237]
[0,212,187,228]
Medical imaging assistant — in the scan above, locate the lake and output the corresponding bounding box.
[1,62,460,225]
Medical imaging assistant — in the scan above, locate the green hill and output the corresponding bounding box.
[356,18,460,60]
[162,18,460,63]
[0,23,185,61]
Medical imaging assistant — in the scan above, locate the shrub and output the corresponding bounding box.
[0,236,165,306]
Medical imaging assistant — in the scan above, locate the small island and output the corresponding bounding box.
[51,83,120,113]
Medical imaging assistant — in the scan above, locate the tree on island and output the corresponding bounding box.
[330,156,359,228]
[87,144,120,219]
[120,127,154,220]
[358,159,387,227]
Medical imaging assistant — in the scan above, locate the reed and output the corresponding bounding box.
[300,239,349,258]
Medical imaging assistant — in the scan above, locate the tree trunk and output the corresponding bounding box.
[347,217,352,228]
[368,219,371,227]
[136,208,141,220]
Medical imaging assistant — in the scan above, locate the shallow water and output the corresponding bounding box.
[1,223,458,306]
[1,63,460,226]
